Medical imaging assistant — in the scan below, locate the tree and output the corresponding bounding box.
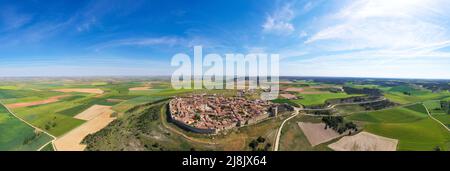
[249,139,259,150]
[440,101,449,114]
[257,136,266,143]
[433,146,441,151]
[264,143,272,151]
[194,113,201,121]
[345,122,357,130]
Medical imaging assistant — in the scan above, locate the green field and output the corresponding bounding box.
[384,91,450,104]
[0,80,193,138]
[423,100,450,128]
[0,104,53,151]
[388,85,431,95]
[11,96,89,136]
[56,96,121,116]
[348,104,427,123]
[40,143,55,151]
[112,96,168,113]
[364,118,450,151]
[3,78,450,151]
[0,89,63,102]
[334,104,366,115]
[293,93,360,107]
[423,100,442,113]
[347,104,450,150]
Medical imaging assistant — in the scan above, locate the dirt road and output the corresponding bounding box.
[422,103,450,132]
[274,107,299,151]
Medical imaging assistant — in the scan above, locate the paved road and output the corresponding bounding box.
[0,102,56,151]
[422,103,450,132]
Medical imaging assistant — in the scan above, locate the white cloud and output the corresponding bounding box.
[282,50,450,79]
[76,17,97,32]
[303,1,314,12]
[306,0,450,52]
[291,0,450,78]
[0,7,32,31]
[299,31,308,38]
[94,37,187,50]
[262,4,295,35]
[306,19,447,51]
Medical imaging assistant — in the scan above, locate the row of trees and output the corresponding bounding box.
[360,100,396,111]
[440,101,450,114]
[322,116,358,134]
[343,86,382,97]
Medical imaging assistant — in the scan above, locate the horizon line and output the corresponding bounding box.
[1,75,450,81]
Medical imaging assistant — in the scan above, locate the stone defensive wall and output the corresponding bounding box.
[166,102,217,134]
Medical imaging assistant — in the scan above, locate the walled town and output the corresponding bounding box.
[169,93,277,133]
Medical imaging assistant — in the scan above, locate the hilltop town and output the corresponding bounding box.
[169,93,278,134]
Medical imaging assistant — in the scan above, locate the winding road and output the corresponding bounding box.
[273,107,299,151]
[273,97,387,151]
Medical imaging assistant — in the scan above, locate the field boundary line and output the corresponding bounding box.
[0,102,56,151]
[37,140,53,151]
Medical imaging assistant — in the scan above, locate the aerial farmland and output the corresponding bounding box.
[1,77,449,151]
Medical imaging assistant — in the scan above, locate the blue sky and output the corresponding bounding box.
[1,0,450,78]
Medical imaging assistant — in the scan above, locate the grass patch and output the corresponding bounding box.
[404,103,428,114]
[383,91,450,104]
[334,104,366,115]
[0,89,62,99]
[431,113,450,129]
[112,96,167,113]
[348,103,450,151]
[11,100,86,137]
[0,104,53,151]
[293,93,360,107]
[40,143,54,151]
[57,97,119,116]
[423,100,443,113]
[364,118,450,151]
[348,105,427,123]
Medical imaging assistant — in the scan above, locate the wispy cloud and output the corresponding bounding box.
[305,0,450,52]
[76,17,97,32]
[0,19,73,47]
[72,0,143,32]
[262,3,295,35]
[0,6,32,32]
[92,36,188,51]
[285,0,450,78]
[283,52,450,79]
